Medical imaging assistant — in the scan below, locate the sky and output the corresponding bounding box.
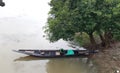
[0,0,51,35]
[0,0,50,20]
[0,0,75,49]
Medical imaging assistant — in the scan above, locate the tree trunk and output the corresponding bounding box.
[99,33,106,47]
[89,33,97,50]
[104,31,113,48]
[98,32,113,49]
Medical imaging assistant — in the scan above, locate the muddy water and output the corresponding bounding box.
[0,17,98,73]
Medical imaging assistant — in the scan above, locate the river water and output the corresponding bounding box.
[0,0,98,73]
[0,16,98,73]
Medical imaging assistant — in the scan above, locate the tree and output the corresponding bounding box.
[45,0,120,49]
[94,0,120,47]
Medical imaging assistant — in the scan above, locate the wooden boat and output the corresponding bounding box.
[13,49,98,58]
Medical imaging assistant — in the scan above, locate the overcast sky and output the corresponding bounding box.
[0,0,51,34]
[0,0,50,20]
[0,0,76,49]
[0,0,52,38]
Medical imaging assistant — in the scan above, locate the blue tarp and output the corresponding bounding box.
[66,50,74,55]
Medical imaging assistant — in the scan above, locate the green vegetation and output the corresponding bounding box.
[45,0,120,49]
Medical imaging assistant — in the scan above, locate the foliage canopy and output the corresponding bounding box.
[45,0,120,49]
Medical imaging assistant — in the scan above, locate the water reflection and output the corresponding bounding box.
[14,56,98,73]
[14,56,49,61]
[14,56,89,61]
[47,58,89,73]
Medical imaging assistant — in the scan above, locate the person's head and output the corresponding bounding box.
[60,48,64,52]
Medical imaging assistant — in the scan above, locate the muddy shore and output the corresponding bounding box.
[93,42,120,73]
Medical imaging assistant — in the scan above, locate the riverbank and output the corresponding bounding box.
[93,42,120,73]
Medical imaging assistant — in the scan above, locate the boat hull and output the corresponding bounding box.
[13,49,98,58]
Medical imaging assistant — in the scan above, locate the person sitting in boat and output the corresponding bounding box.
[60,48,65,55]
[65,49,74,55]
